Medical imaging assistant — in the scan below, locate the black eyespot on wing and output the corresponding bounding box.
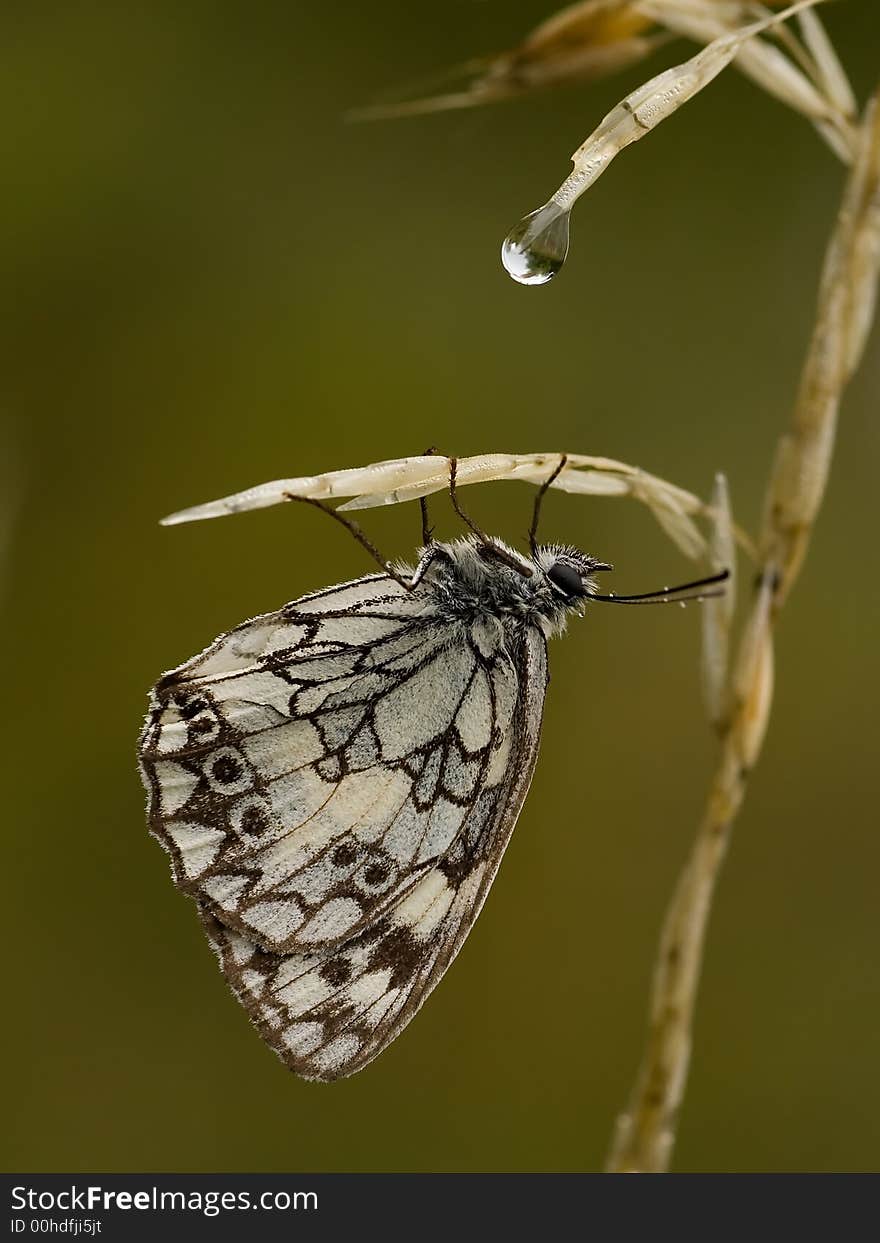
[212,753,243,784]
[547,561,586,597]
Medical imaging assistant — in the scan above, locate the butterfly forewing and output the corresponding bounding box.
[139,568,548,1077]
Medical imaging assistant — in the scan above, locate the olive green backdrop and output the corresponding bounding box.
[2,1,878,1173]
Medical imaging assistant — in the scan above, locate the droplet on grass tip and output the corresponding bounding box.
[501,202,570,285]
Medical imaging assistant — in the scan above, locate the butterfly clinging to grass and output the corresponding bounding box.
[138,454,726,1081]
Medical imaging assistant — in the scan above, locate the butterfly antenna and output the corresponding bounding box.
[284,494,414,593]
[529,454,568,555]
[587,568,730,605]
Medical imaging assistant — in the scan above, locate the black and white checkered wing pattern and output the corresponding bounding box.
[140,572,548,1078]
[198,626,548,1081]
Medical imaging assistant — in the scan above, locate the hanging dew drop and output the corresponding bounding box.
[500,165,592,286]
[501,201,571,286]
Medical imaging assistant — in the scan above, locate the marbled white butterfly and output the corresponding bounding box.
[139,463,725,1080]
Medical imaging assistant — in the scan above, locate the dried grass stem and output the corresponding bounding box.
[606,85,880,1174]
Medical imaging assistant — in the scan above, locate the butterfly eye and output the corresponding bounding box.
[547,561,585,597]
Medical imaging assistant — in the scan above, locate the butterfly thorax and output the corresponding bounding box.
[411,535,600,637]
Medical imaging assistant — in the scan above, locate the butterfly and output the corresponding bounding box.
[139,462,726,1081]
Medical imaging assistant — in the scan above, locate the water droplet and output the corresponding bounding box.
[501,201,570,286]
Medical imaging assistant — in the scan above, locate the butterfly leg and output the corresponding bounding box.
[529,454,568,555]
[419,445,443,546]
[284,494,414,592]
[448,457,532,578]
[408,543,447,587]
[448,456,488,541]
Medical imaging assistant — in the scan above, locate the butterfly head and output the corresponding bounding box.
[533,544,613,610]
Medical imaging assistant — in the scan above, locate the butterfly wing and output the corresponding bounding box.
[140,571,521,954]
[199,625,548,1080]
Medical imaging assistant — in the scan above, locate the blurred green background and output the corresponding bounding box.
[2,1,878,1173]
